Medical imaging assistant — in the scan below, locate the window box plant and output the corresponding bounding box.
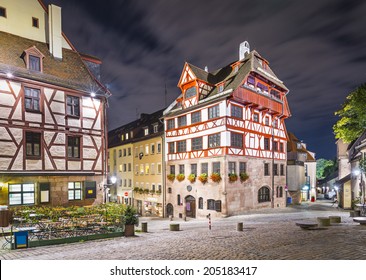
[210,172,222,183]
[150,189,155,195]
[143,189,149,194]
[156,190,162,195]
[188,173,196,183]
[167,173,175,182]
[228,173,238,182]
[240,172,249,183]
[138,188,144,194]
[176,173,185,182]
[198,173,208,184]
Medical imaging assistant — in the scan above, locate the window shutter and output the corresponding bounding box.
[215,200,222,212]
[39,182,50,203]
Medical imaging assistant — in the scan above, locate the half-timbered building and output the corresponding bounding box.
[163,42,291,218]
[0,0,110,207]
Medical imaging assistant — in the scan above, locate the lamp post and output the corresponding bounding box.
[104,176,116,204]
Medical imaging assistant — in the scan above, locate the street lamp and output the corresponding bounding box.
[302,185,310,201]
[352,168,364,205]
[104,176,117,204]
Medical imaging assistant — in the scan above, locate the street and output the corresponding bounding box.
[1,200,365,260]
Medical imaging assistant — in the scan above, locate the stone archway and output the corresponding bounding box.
[185,195,196,218]
[166,203,174,217]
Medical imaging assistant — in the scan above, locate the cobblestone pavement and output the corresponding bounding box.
[1,201,365,260]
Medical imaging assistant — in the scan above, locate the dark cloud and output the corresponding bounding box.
[43,0,366,159]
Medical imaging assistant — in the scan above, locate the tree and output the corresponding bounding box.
[333,84,366,143]
[316,158,337,179]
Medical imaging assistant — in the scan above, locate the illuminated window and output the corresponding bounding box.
[68,182,82,201]
[24,87,40,112]
[9,183,35,206]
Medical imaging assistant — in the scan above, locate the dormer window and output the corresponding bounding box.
[23,46,44,72]
[185,87,196,99]
[144,127,149,136]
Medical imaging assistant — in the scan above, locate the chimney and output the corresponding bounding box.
[239,41,250,60]
[48,4,63,60]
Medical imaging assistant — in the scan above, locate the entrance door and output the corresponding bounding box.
[185,195,196,218]
[166,203,174,217]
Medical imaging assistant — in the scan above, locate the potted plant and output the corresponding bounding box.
[122,205,139,237]
[143,188,149,194]
[228,173,238,182]
[198,173,208,184]
[240,172,249,183]
[188,173,196,183]
[167,173,175,182]
[138,188,144,194]
[150,189,155,195]
[210,172,222,183]
[176,173,185,182]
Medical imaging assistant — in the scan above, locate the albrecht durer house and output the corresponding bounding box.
[0,0,110,207]
[164,42,291,218]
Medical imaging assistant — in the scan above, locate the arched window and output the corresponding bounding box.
[198,197,203,209]
[279,186,283,198]
[177,194,181,205]
[258,186,270,203]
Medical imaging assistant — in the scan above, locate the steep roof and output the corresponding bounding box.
[0,31,109,96]
[287,132,316,162]
[108,108,165,149]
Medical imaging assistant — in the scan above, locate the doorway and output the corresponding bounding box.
[185,195,196,218]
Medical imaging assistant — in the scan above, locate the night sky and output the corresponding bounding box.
[43,0,366,160]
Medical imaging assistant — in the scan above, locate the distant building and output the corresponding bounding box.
[108,109,165,216]
[287,132,316,202]
[0,0,110,207]
[163,41,291,218]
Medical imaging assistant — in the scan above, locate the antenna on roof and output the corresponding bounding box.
[239,41,250,60]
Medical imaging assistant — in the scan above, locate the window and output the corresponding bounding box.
[199,197,203,209]
[191,137,202,151]
[67,136,80,159]
[153,124,158,133]
[212,162,220,173]
[253,113,259,122]
[264,138,270,150]
[145,144,149,155]
[231,105,243,119]
[29,55,41,71]
[177,194,181,205]
[280,164,285,176]
[168,187,172,194]
[135,164,139,175]
[152,184,156,192]
[239,162,247,174]
[157,163,162,174]
[273,141,278,151]
[208,133,220,148]
[185,87,196,99]
[157,143,161,153]
[277,186,283,198]
[231,132,243,148]
[39,182,50,203]
[119,149,122,157]
[68,182,82,201]
[24,87,40,112]
[274,164,278,176]
[145,164,149,174]
[128,148,131,156]
[123,164,127,172]
[218,84,224,93]
[151,144,155,154]
[66,96,80,117]
[207,199,215,210]
[258,186,270,203]
[228,162,236,174]
[9,183,35,205]
[119,165,122,172]
[170,165,175,175]
[265,117,269,126]
[201,163,208,174]
[32,17,39,28]
[191,111,201,124]
[167,119,175,130]
[128,163,131,172]
[247,75,255,86]
[178,115,187,127]
[123,149,127,157]
[0,7,6,18]
[177,140,186,152]
[169,142,175,154]
[125,133,129,140]
[129,179,132,187]
[264,163,270,176]
[134,147,138,157]
[140,164,144,175]
[280,143,284,153]
[270,89,281,100]
[144,127,149,136]
[179,164,185,174]
[191,164,197,176]
[151,163,155,174]
[26,132,41,157]
[208,105,220,119]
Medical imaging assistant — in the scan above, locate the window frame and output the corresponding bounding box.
[258,186,270,203]
[207,199,216,210]
[32,17,39,28]
[67,136,81,159]
[0,7,6,18]
[208,133,221,148]
[177,115,187,128]
[24,86,41,112]
[231,104,243,119]
[191,111,201,124]
[68,182,82,201]
[231,132,243,148]
[25,131,41,159]
[66,95,80,118]
[191,137,203,151]
[167,119,175,130]
[8,183,35,206]
[176,140,187,153]
[208,105,220,119]
[264,163,270,176]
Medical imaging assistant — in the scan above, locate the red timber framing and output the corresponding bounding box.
[0,77,106,174]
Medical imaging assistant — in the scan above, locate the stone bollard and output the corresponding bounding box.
[317,217,331,226]
[237,222,243,231]
[170,224,180,231]
[141,222,148,232]
[329,216,341,223]
[169,215,173,221]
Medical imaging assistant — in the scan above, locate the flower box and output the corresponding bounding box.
[188,174,196,183]
[228,173,238,182]
[167,174,175,182]
[210,172,222,183]
[198,173,208,184]
[240,172,249,183]
[176,174,185,182]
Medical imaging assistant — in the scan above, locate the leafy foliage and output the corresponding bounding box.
[316,158,337,179]
[333,84,366,143]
